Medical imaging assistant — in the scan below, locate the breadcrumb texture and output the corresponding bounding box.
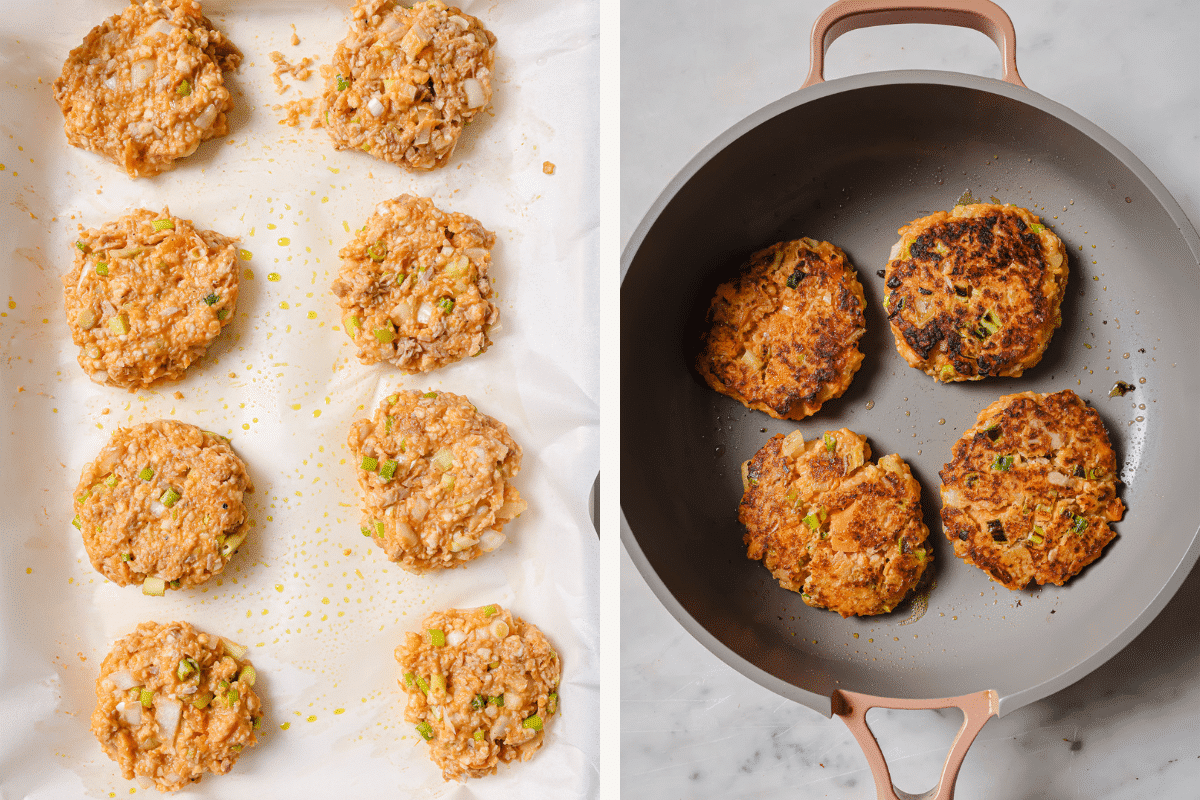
[321,0,495,169]
[332,194,497,372]
[697,238,866,420]
[91,621,261,791]
[395,605,560,780]
[53,0,241,177]
[74,420,252,590]
[940,390,1125,589]
[884,203,1068,381]
[347,390,524,572]
[740,429,930,617]
[63,208,239,390]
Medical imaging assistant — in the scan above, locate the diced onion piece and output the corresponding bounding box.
[490,715,511,741]
[221,638,248,659]
[740,349,762,371]
[108,670,142,691]
[136,775,154,788]
[446,630,466,647]
[112,246,143,259]
[221,530,248,557]
[479,529,506,553]
[104,76,118,91]
[131,58,156,88]
[1047,471,1070,486]
[367,96,385,117]
[146,19,175,38]
[400,24,431,59]
[156,697,182,744]
[462,77,486,109]
[390,300,414,324]
[194,103,219,130]
[395,520,418,547]
[497,498,527,520]
[238,665,257,686]
[119,701,143,726]
[416,301,433,324]
[142,577,166,596]
[448,14,470,29]
[432,448,454,472]
[410,496,430,522]
[489,619,509,640]
[450,534,478,552]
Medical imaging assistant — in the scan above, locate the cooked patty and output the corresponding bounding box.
[883,203,1068,381]
[394,604,560,780]
[940,390,1125,590]
[697,238,866,420]
[74,420,252,593]
[91,621,261,791]
[740,429,931,617]
[53,0,241,178]
[62,208,239,390]
[346,390,525,572]
[322,0,496,170]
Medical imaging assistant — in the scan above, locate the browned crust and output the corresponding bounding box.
[739,429,930,617]
[939,390,1125,589]
[697,238,866,420]
[883,204,1068,381]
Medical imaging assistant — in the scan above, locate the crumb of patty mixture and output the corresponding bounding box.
[542,161,555,174]
[269,50,314,94]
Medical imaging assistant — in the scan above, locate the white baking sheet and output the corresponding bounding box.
[0,1,599,796]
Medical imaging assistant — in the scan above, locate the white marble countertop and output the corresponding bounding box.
[621,1,1200,797]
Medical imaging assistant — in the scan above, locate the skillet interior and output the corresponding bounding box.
[621,74,1200,712]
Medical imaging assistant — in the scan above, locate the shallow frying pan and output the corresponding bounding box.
[620,1,1200,797]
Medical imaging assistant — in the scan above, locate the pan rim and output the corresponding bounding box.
[620,68,1200,717]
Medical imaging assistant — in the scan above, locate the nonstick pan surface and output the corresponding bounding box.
[621,69,1200,717]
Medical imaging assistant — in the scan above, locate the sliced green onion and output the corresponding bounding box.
[379,459,398,480]
[432,448,453,472]
[169,579,180,588]
[75,240,89,253]
[438,297,454,314]
[142,577,166,596]
[160,487,181,508]
[176,79,191,97]
[384,416,394,434]
[488,694,504,707]
[440,473,455,491]
[253,716,262,729]
[360,526,372,537]
[336,73,349,91]
[140,688,155,708]
[152,219,175,232]
[1033,525,1045,535]
[221,638,248,659]
[403,672,415,687]
[1028,532,1044,544]
[367,240,387,262]
[221,530,248,558]
[915,549,927,563]
[428,629,446,646]
[105,474,119,488]
[107,314,130,335]
[177,657,198,681]
[1072,514,1088,533]
[473,729,485,741]
[416,676,430,695]
[217,309,229,321]
[423,392,438,399]
[192,692,213,709]
[548,692,559,715]
[218,681,230,691]
[238,665,257,687]
[1030,223,1045,234]
[230,744,243,752]
[344,315,362,338]
[204,293,219,306]
[823,432,836,453]
[226,688,239,706]
[112,246,143,259]
[76,309,98,330]
[522,714,543,731]
[95,262,109,276]
[373,520,385,537]
[802,513,820,532]
[373,325,396,343]
[120,553,132,562]
[415,721,434,741]
[71,515,81,529]
[430,674,446,694]
[139,466,154,482]
[483,605,497,617]
[991,455,1014,472]
[470,694,486,710]
[361,455,379,471]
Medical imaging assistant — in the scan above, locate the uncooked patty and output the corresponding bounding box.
[62,208,239,390]
[331,194,498,372]
[322,0,496,170]
[346,390,524,572]
[940,390,1125,589]
[53,0,241,178]
[74,420,252,592]
[883,203,1068,381]
[91,621,261,791]
[394,604,560,780]
[697,237,866,420]
[740,428,931,617]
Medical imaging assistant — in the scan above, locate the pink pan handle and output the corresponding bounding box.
[803,0,1026,89]
[833,688,999,800]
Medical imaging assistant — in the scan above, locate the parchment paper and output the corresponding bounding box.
[0,1,599,796]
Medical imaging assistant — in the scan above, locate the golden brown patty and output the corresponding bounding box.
[940,390,1125,590]
[740,429,930,617]
[697,238,866,420]
[883,203,1068,381]
[91,621,261,792]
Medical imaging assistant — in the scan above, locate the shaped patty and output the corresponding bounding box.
[884,203,1068,381]
[697,237,866,420]
[940,390,1124,589]
[740,428,931,617]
